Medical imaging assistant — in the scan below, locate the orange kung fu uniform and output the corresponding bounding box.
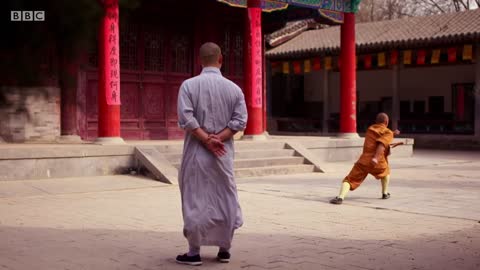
[343,123,394,191]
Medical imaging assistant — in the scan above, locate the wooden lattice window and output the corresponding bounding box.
[233,30,243,76]
[221,26,243,77]
[222,27,232,75]
[120,23,138,71]
[170,33,191,74]
[144,27,166,72]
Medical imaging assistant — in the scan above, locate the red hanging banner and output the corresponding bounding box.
[390,50,398,65]
[271,61,280,68]
[364,55,372,69]
[293,61,302,74]
[416,50,426,65]
[248,7,262,109]
[271,61,281,74]
[448,47,457,63]
[103,3,121,105]
[312,57,321,70]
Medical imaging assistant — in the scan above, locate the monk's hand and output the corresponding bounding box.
[371,157,379,166]
[204,135,226,157]
[394,129,401,136]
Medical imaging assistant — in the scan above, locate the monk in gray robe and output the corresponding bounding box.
[175,42,248,266]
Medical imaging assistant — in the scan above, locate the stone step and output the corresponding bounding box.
[154,141,287,154]
[235,156,305,168]
[172,156,306,170]
[165,149,297,164]
[237,149,297,159]
[235,141,287,151]
[234,164,316,178]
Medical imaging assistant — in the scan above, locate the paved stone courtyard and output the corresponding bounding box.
[0,149,479,270]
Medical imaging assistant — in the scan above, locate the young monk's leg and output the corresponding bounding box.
[330,164,368,205]
[372,164,391,199]
[381,175,390,199]
[338,181,351,199]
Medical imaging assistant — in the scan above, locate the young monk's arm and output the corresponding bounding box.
[372,129,396,165]
[390,142,404,148]
[372,143,386,165]
[389,130,403,148]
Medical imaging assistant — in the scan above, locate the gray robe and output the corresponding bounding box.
[177,67,248,249]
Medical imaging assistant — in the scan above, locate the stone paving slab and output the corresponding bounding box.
[0,150,479,270]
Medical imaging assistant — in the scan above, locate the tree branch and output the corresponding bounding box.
[427,0,447,13]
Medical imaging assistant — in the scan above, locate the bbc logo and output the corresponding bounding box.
[11,11,45,21]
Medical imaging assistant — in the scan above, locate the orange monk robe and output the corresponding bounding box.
[343,123,394,190]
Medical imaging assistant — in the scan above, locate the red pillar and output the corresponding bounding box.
[244,0,264,135]
[339,12,357,135]
[97,0,122,142]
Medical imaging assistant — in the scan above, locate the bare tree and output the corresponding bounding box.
[452,0,480,11]
[412,0,479,14]
[356,0,479,22]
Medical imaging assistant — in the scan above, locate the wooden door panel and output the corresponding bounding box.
[87,80,98,119]
[166,83,184,139]
[143,83,166,119]
[120,82,140,120]
[86,77,98,139]
[142,81,168,139]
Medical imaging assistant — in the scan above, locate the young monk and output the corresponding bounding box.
[330,113,403,205]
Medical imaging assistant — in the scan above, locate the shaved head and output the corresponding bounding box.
[376,113,389,125]
[199,42,222,67]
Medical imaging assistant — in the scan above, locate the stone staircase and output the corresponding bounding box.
[136,140,322,182]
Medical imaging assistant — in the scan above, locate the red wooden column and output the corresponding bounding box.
[244,0,264,136]
[339,12,358,137]
[97,0,124,144]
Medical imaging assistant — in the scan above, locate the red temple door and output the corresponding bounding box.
[85,20,193,140]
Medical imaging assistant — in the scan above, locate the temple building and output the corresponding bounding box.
[1,0,362,143]
[266,8,480,141]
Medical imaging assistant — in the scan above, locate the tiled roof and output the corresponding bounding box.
[267,8,480,58]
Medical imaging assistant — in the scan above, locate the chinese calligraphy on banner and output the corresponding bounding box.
[249,8,262,109]
[105,6,121,105]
